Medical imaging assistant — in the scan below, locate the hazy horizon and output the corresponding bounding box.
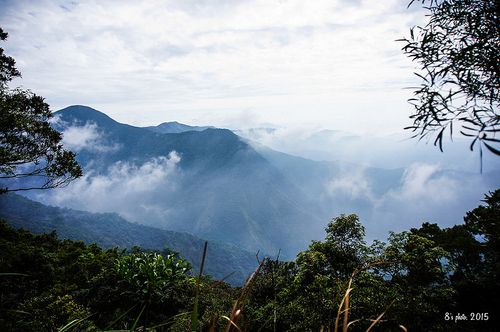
[20,105,497,255]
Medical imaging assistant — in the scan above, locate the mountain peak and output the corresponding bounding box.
[54,105,118,127]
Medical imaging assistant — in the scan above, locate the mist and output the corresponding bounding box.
[238,126,500,173]
[322,162,495,241]
[38,152,182,228]
[25,110,500,256]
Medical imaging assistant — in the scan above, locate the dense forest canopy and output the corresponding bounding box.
[1,190,498,331]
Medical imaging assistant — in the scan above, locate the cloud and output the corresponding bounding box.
[61,122,121,153]
[328,167,374,201]
[239,125,500,172]
[50,114,121,152]
[367,163,492,238]
[0,0,427,132]
[42,152,181,225]
[393,163,458,202]
[315,161,495,241]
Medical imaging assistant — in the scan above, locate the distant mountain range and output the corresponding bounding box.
[0,193,256,285]
[145,121,213,134]
[5,105,499,261]
[236,126,500,172]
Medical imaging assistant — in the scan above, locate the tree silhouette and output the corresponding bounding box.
[0,27,81,193]
[401,0,499,161]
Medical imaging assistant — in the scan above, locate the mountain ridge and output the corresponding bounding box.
[0,193,257,285]
[34,105,500,256]
[145,121,213,134]
[44,105,322,257]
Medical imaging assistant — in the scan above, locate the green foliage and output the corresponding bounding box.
[244,214,370,331]
[20,294,95,331]
[193,277,236,331]
[0,28,20,88]
[0,219,194,331]
[116,251,191,299]
[0,27,81,193]
[464,190,500,250]
[0,219,117,330]
[296,214,366,282]
[401,0,499,157]
[379,231,455,331]
[1,191,499,331]
[244,258,298,331]
[447,190,499,328]
[111,251,193,330]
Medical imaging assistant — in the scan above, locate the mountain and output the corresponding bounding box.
[145,121,213,134]
[243,137,500,241]
[52,105,268,172]
[0,193,256,285]
[44,105,323,257]
[12,105,498,258]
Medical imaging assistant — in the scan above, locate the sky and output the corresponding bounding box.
[0,0,427,134]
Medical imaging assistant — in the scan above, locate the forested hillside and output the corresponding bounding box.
[0,193,256,285]
[1,190,498,331]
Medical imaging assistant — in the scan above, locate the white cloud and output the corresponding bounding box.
[239,125,500,172]
[328,167,374,201]
[366,163,491,237]
[0,0,427,132]
[61,122,121,153]
[394,163,458,202]
[43,152,181,224]
[314,161,495,240]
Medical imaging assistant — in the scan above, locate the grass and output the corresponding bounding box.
[223,260,264,332]
[331,262,407,332]
[192,241,208,332]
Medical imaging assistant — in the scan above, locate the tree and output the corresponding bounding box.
[406,192,500,330]
[292,214,368,330]
[296,214,366,284]
[380,230,455,331]
[243,258,298,332]
[463,190,500,294]
[0,27,81,193]
[401,0,499,159]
